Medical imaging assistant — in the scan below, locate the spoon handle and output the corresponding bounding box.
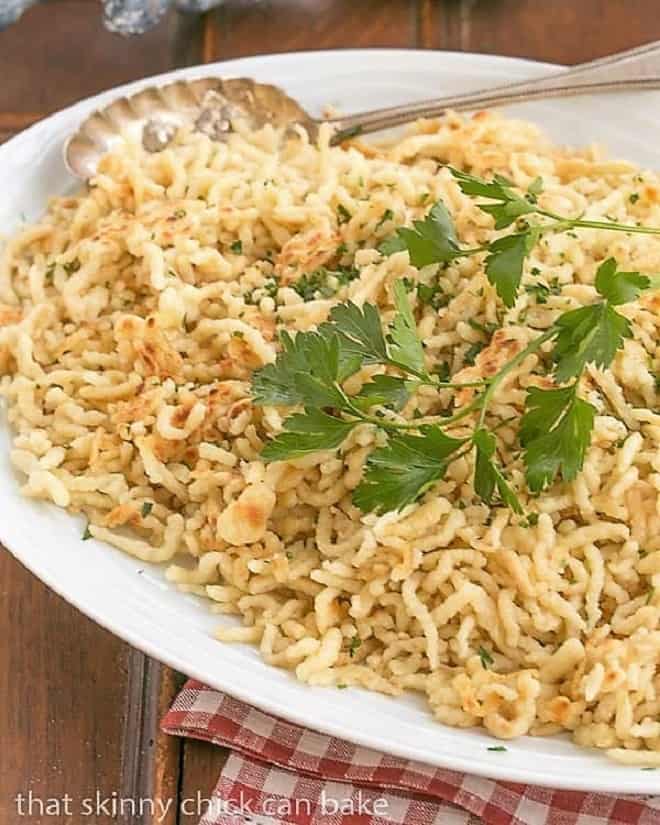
[329,40,660,142]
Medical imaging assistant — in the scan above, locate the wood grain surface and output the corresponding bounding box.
[1,2,659,822]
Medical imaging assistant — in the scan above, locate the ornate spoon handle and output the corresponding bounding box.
[328,40,660,142]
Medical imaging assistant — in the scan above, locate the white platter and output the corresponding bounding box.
[2,49,660,795]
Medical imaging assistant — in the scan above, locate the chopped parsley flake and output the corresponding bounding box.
[467,319,499,338]
[525,278,561,304]
[263,277,280,299]
[63,258,81,275]
[348,636,362,657]
[433,361,451,382]
[417,282,449,310]
[478,646,494,669]
[141,502,154,517]
[464,341,485,366]
[292,266,359,302]
[375,209,394,229]
[244,276,280,305]
[337,204,352,225]
[519,512,540,528]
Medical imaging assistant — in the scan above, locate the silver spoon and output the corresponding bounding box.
[65,40,660,180]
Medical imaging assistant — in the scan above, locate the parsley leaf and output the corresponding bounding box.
[450,168,516,200]
[252,331,310,406]
[551,260,650,381]
[520,385,596,492]
[261,409,357,461]
[326,301,388,366]
[480,200,537,231]
[254,287,428,416]
[386,201,461,267]
[353,426,465,513]
[449,168,536,229]
[252,329,360,407]
[289,333,353,408]
[594,257,650,305]
[378,234,408,256]
[552,303,631,382]
[485,231,537,308]
[527,177,544,198]
[141,501,153,517]
[355,374,411,411]
[388,279,427,375]
[473,429,523,513]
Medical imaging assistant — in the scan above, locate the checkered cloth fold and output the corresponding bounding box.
[162,680,660,825]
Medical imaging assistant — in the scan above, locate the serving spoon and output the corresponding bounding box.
[65,40,660,180]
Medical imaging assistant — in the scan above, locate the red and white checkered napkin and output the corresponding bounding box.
[162,680,659,825]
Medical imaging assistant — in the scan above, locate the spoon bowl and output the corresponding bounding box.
[64,76,315,179]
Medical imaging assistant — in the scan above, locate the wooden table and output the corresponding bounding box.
[2,3,660,822]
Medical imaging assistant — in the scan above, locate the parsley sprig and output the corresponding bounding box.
[252,170,655,516]
[381,168,660,308]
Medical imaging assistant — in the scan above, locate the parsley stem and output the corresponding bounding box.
[416,377,489,390]
[351,410,434,431]
[364,384,491,430]
[477,328,557,428]
[435,379,489,389]
[441,394,485,425]
[384,358,488,389]
[458,244,491,257]
[337,392,421,432]
[344,398,482,433]
[571,219,660,236]
[537,209,660,237]
[384,357,430,382]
